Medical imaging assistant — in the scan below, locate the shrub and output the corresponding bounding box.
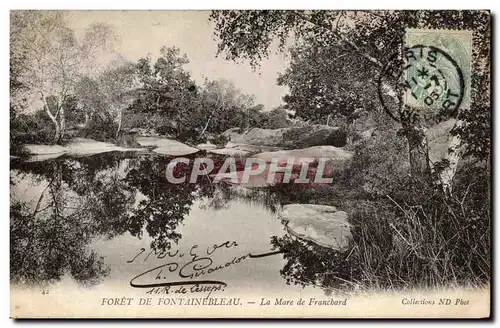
[10,108,56,155]
[211,134,229,148]
[81,113,116,141]
[343,124,409,196]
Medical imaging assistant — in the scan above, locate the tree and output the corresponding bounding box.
[198,78,256,136]
[11,11,80,142]
[210,10,491,192]
[79,22,123,78]
[132,46,199,137]
[11,12,122,143]
[277,43,378,125]
[74,75,106,127]
[75,61,138,136]
[260,107,292,129]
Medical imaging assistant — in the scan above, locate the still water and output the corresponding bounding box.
[10,152,351,298]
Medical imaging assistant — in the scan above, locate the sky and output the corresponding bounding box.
[67,10,290,110]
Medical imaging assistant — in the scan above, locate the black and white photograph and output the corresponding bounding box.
[8,9,491,318]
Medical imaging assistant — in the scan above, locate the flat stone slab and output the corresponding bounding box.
[208,148,250,156]
[24,138,146,162]
[278,204,352,251]
[24,144,66,155]
[196,142,218,150]
[136,136,199,156]
[252,146,353,163]
[153,146,200,156]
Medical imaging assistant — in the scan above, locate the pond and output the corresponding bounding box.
[10,152,355,299]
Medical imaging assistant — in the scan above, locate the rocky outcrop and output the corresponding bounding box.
[223,125,347,149]
[277,204,352,251]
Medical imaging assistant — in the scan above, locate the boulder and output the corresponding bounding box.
[252,145,353,162]
[222,125,347,149]
[153,147,199,156]
[277,204,352,251]
[251,146,353,174]
[283,125,347,148]
[65,138,145,156]
[25,153,65,162]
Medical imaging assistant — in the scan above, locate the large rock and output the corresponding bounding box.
[64,138,137,156]
[252,146,352,162]
[222,125,347,149]
[251,145,353,173]
[278,204,352,251]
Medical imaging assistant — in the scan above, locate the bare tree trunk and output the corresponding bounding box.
[41,92,61,143]
[200,112,214,137]
[400,108,431,176]
[434,120,463,194]
[84,111,90,127]
[406,129,430,176]
[59,105,65,141]
[200,104,223,137]
[53,124,61,143]
[116,109,123,139]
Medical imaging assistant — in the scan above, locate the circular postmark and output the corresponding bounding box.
[378,45,465,122]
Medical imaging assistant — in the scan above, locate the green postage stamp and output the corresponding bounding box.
[404,29,472,114]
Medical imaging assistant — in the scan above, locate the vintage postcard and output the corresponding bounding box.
[9,10,491,318]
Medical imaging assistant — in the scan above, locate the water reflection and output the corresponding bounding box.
[10,152,349,293]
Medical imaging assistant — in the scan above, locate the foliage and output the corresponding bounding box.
[132,46,199,135]
[278,43,377,124]
[10,11,125,143]
[132,50,271,142]
[210,10,491,163]
[10,108,57,149]
[211,134,230,148]
[10,191,111,287]
[80,112,116,141]
[344,123,410,196]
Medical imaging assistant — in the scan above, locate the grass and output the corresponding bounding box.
[351,166,489,291]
